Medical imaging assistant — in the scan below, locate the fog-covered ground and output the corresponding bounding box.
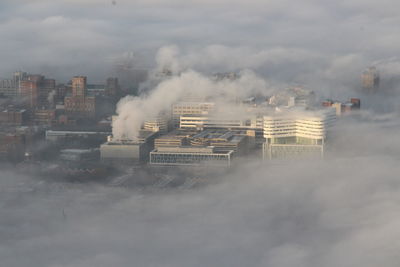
[1,114,400,267]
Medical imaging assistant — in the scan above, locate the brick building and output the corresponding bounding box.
[0,108,28,125]
[19,75,55,109]
[34,109,56,125]
[64,76,96,118]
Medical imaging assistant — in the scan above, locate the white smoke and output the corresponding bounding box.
[112,51,272,140]
[155,45,182,75]
[47,90,56,107]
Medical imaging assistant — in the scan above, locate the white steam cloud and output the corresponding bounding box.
[112,47,271,140]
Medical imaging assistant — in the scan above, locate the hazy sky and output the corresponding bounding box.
[1,0,400,88]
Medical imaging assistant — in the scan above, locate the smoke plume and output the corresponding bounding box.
[112,50,271,140]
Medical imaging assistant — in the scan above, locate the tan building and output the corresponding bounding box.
[361,67,379,93]
[34,109,56,125]
[71,76,87,97]
[172,102,214,127]
[143,116,169,133]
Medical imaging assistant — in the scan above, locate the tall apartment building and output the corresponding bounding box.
[64,76,96,118]
[19,74,56,109]
[262,108,336,159]
[361,67,380,94]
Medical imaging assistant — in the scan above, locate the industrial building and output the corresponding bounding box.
[179,113,265,145]
[262,108,336,159]
[154,134,188,148]
[150,129,249,167]
[150,146,233,167]
[189,129,249,155]
[100,130,158,164]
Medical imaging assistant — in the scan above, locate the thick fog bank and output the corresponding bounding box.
[1,117,400,267]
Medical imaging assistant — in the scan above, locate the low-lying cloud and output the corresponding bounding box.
[1,114,400,266]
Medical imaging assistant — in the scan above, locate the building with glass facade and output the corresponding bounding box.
[150,146,233,167]
[262,108,336,159]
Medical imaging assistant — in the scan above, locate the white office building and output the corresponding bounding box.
[262,108,336,159]
[143,116,169,133]
[172,102,215,127]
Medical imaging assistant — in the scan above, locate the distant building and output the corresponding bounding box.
[0,107,28,126]
[71,76,87,97]
[0,71,27,98]
[34,109,56,125]
[0,126,41,162]
[56,84,68,102]
[20,74,55,109]
[87,84,106,96]
[322,98,360,116]
[64,76,96,118]
[262,108,336,159]
[105,77,120,96]
[268,87,315,107]
[362,67,380,93]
